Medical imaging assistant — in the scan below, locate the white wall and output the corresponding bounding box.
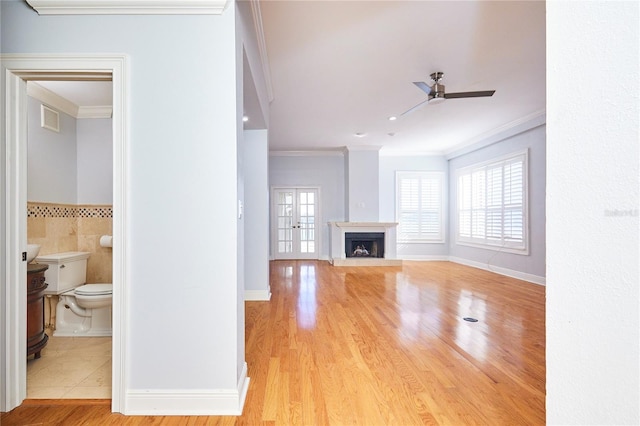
[2,0,245,412]
[77,118,112,204]
[448,124,546,281]
[27,96,78,204]
[269,153,345,260]
[547,2,639,424]
[243,130,270,299]
[379,154,449,258]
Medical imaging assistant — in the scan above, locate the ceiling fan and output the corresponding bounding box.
[401,72,495,116]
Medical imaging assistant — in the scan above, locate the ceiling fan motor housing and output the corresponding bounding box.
[429,83,446,102]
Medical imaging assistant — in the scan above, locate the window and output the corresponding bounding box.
[396,171,445,243]
[456,150,528,253]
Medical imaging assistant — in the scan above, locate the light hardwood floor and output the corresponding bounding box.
[2,260,545,425]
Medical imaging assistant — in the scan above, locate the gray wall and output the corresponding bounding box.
[269,153,345,260]
[27,96,112,205]
[3,0,248,408]
[27,96,78,204]
[270,134,544,275]
[345,149,379,222]
[448,124,546,280]
[379,154,449,258]
[77,118,112,205]
[243,130,270,297]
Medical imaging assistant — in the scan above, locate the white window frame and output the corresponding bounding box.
[455,149,529,255]
[395,171,445,244]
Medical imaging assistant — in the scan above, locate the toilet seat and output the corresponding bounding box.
[74,283,112,296]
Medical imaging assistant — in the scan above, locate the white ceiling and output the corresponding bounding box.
[260,0,546,154]
[33,1,546,156]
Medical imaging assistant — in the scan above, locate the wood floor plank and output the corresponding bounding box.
[2,260,545,425]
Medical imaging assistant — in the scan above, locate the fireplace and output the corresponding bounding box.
[345,232,384,258]
[328,222,401,266]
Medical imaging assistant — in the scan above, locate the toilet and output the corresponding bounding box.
[35,252,112,337]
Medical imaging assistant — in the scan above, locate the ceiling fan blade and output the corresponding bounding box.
[412,81,432,95]
[444,90,495,99]
[400,98,429,116]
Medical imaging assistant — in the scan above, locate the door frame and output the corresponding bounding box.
[1,54,128,413]
[270,186,321,260]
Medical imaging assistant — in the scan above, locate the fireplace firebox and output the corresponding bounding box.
[345,232,385,258]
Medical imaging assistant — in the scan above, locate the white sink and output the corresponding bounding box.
[26,244,41,263]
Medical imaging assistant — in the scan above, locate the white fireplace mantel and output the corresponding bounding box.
[328,222,401,266]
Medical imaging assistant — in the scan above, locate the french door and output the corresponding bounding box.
[272,187,319,259]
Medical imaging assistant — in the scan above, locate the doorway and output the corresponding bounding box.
[1,55,127,413]
[26,79,114,399]
[271,187,320,260]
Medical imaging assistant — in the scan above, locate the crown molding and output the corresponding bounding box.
[379,149,444,157]
[27,81,79,118]
[445,110,546,160]
[25,0,229,15]
[249,0,274,102]
[27,82,112,119]
[345,145,382,152]
[77,105,113,119]
[269,149,345,157]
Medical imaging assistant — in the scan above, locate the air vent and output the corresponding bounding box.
[41,104,60,132]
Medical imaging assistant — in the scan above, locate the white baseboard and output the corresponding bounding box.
[448,256,546,285]
[124,363,250,415]
[244,289,271,301]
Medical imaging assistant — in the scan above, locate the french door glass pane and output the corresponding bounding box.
[277,191,294,254]
[298,191,316,254]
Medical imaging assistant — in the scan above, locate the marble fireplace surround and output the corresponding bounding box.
[328,222,402,266]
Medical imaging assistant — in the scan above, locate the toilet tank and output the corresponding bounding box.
[35,252,91,295]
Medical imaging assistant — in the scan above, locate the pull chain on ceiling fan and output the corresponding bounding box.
[401,72,495,116]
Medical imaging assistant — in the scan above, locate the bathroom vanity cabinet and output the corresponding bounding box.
[27,263,49,359]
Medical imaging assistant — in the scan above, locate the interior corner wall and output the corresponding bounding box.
[447,125,546,281]
[546,2,639,424]
[346,149,379,222]
[26,96,112,205]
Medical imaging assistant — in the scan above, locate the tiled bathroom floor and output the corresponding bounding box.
[27,335,111,399]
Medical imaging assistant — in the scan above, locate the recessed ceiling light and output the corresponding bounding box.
[354,132,366,138]
[242,116,249,122]
[388,116,397,121]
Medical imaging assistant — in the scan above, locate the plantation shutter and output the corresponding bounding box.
[396,172,444,242]
[456,151,527,252]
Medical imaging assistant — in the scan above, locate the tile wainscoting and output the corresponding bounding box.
[27,201,113,284]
